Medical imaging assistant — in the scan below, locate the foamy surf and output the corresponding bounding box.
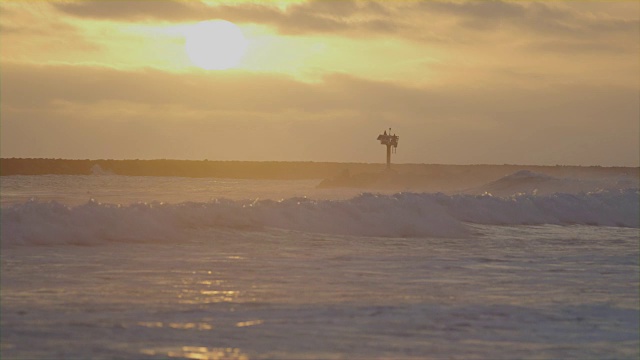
[2,190,637,246]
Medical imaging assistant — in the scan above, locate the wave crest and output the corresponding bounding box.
[2,190,637,246]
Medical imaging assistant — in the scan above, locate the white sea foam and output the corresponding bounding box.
[2,189,637,246]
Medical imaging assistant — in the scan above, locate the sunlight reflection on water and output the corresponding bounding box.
[185,282,240,302]
[137,321,213,330]
[141,346,249,360]
[236,320,264,328]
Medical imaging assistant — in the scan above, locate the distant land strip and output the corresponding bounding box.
[0,158,395,179]
[1,158,636,182]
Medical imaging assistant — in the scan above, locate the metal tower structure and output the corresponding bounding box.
[377,128,399,169]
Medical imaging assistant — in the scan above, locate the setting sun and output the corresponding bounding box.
[184,20,248,70]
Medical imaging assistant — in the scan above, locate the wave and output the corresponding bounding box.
[469,170,639,196]
[2,190,637,246]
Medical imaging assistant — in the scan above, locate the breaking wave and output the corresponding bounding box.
[470,170,638,196]
[2,189,637,246]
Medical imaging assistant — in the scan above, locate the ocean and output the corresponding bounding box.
[1,173,638,359]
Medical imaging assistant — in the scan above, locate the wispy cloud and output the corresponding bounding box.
[52,0,397,35]
[51,0,638,45]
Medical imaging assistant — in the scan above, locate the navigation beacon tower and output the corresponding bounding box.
[377,128,399,169]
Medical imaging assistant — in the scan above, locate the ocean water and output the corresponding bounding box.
[1,173,638,359]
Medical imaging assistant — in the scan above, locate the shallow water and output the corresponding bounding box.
[1,175,638,359]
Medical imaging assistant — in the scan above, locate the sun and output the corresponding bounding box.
[185,20,248,70]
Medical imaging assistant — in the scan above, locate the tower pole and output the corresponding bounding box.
[377,128,398,171]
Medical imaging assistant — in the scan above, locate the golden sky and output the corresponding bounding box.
[1,0,639,165]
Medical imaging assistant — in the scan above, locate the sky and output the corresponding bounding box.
[1,0,638,166]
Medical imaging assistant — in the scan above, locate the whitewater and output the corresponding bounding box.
[1,173,638,359]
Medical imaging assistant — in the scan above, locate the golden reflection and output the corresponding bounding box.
[137,322,212,330]
[235,320,263,328]
[137,321,163,328]
[198,280,224,286]
[178,288,240,304]
[171,347,249,360]
[170,323,213,330]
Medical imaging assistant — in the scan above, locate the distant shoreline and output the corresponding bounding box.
[2,158,637,192]
[1,158,635,176]
[0,158,384,179]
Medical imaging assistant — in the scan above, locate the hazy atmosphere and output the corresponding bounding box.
[2,0,638,166]
[2,2,639,359]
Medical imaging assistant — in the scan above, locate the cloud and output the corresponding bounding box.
[417,0,527,21]
[3,62,637,122]
[50,0,639,57]
[2,62,638,165]
[53,0,398,35]
[3,1,637,164]
[52,0,203,21]
[0,2,101,53]
[413,0,639,40]
[525,39,634,55]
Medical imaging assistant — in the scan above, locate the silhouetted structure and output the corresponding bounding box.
[377,128,399,169]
